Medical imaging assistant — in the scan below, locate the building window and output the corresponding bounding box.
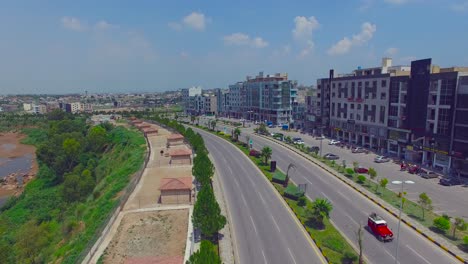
[381,92,386,100]
[350,113,354,119]
[381,80,387,87]
[380,106,385,124]
[351,104,354,109]
[389,106,398,116]
[357,104,362,110]
[332,92,336,98]
[373,80,377,88]
[437,108,450,135]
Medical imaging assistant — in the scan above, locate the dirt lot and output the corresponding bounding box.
[0,133,36,158]
[102,210,188,264]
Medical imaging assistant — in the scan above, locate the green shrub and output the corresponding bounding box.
[345,168,355,175]
[464,236,468,246]
[357,175,366,184]
[297,196,306,207]
[433,216,451,233]
[323,237,344,252]
[342,251,358,264]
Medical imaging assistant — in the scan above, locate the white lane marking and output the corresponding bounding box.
[383,248,399,263]
[241,193,248,207]
[406,245,432,264]
[303,176,314,186]
[320,191,334,203]
[262,249,268,264]
[258,193,267,205]
[250,215,258,235]
[345,213,359,226]
[270,213,281,233]
[232,176,241,188]
[288,247,298,264]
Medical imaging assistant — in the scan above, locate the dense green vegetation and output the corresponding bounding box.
[148,115,226,260]
[0,113,146,263]
[0,113,47,132]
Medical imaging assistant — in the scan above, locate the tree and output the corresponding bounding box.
[378,178,389,194]
[464,236,468,247]
[261,146,273,165]
[418,192,433,220]
[210,120,217,131]
[187,240,221,264]
[258,123,268,135]
[15,220,55,264]
[356,224,364,264]
[305,198,333,228]
[63,138,82,170]
[192,185,226,238]
[233,127,241,141]
[452,217,467,239]
[191,115,196,124]
[368,168,377,181]
[352,161,359,168]
[433,215,451,233]
[88,125,108,152]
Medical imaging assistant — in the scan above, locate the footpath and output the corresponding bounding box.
[84,121,196,264]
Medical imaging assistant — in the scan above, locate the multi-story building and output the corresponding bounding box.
[242,72,297,125]
[227,82,244,118]
[329,59,398,153]
[181,86,202,115]
[201,94,217,116]
[452,75,468,176]
[214,88,229,115]
[306,71,333,135]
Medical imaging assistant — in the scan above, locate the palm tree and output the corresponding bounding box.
[261,146,273,165]
[233,128,241,141]
[306,198,333,228]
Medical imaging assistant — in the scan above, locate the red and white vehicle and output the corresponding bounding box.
[368,213,394,242]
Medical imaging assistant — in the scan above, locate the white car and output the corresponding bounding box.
[316,135,326,140]
[374,156,390,163]
[329,140,340,145]
[294,140,304,145]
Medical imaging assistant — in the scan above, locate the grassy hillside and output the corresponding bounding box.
[0,118,146,263]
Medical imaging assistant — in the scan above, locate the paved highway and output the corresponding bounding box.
[198,119,459,264]
[210,116,468,220]
[194,127,327,264]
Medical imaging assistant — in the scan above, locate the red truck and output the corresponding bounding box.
[368,213,394,242]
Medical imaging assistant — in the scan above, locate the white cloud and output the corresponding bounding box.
[328,22,376,55]
[61,16,86,32]
[451,1,468,12]
[94,20,117,31]
[358,0,374,11]
[169,12,210,31]
[298,40,314,58]
[183,12,208,31]
[384,0,409,4]
[385,47,399,56]
[292,16,319,40]
[224,33,269,48]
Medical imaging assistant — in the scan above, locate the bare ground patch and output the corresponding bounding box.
[102,209,188,264]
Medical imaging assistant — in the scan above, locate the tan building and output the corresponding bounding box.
[159,177,192,204]
[169,149,192,165]
[167,134,184,146]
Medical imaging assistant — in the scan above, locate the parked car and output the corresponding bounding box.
[374,156,390,163]
[352,147,365,153]
[329,140,340,145]
[368,213,394,242]
[419,169,440,179]
[439,177,462,186]
[249,149,261,158]
[408,164,421,174]
[316,135,325,140]
[293,137,304,145]
[324,153,339,160]
[354,167,369,174]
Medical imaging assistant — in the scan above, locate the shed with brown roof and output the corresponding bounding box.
[169,149,192,165]
[142,127,158,136]
[159,177,192,204]
[167,134,184,146]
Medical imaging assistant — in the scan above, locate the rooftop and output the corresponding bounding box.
[167,134,184,140]
[169,149,192,157]
[160,177,192,191]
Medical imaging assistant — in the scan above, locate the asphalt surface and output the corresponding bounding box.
[195,118,460,264]
[193,127,326,264]
[212,117,468,221]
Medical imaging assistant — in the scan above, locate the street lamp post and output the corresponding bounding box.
[391,180,415,264]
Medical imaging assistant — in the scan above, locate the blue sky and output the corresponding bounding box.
[1,0,468,94]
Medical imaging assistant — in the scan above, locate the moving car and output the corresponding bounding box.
[316,135,326,140]
[419,169,440,179]
[324,153,339,160]
[407,164,421,174]
[374,156,390,163]
[328,140,340,145]
[354,167,369,174]
[368,213,394,242]
[351,147,365,153]
[439,177,462,186]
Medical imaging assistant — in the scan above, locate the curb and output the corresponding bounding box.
[257,134,468,264]
[191,125,330,264]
